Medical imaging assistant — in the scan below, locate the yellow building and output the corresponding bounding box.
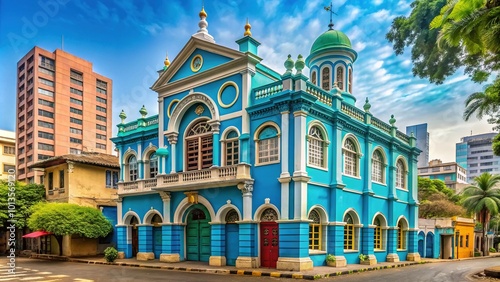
[0,129,16,181]
[452,216,475,259]
[29,152,119,256]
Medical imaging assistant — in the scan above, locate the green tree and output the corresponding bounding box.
[388,0,500,153]
[462,173,500,255]
[27,203,113,255]
[0,181,45,228]
[418,177,464,218]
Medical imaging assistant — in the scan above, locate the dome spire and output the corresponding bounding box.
[163,51,170,70]
[192,3,215,43]
[244,18,252,37]
[324,2,336,30]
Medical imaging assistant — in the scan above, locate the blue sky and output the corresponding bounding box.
[0,0,494,162]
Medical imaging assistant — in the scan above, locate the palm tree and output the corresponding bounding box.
[462,173,500,255]
[463,89,500,122]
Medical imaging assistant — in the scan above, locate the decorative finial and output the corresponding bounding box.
[284,55,294,74]
[294,54,305,74]
[192,4,215,43]
[363,97,371,112]
[324,2,336,30]
[119,110,127,124]
[139,105,147,118]
[163,52,171,70]
[411,132,415,138]
[199,6,207,18]
[389,114,396,126]
[244,18,252,37]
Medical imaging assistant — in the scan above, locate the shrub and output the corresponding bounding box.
[104,247,118,262]
[326,254,336,262]
[359,253,369,262]
[489,247,496,253]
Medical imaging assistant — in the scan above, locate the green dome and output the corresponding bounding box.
[310,29,352,54]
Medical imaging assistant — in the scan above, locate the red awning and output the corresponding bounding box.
[22,231,52,238]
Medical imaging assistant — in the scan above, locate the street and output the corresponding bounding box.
[1,257,500,281]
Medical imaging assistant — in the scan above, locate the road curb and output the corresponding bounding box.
[29,254,500,280]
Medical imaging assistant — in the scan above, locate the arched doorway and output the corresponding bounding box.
[186,205,211,262]
[418,231,425,258]
[130,216,139,257]
[152,214,162,259]
[260,208,279,268]
[426,232,434,258]
[225,209,239,266]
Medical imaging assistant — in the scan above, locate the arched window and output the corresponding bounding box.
[396,159,406,189]
[343,138,358,177]
[151,214,162,227]
[225,209,239,223]
[149,152,158,178]
[128,155,138,181]
[321,67,330,91]
[336,66,344,90]
[372,150,385,183]
[308,209,321,250]
[374,216,383,250]
[348,68,353,93]
[311,71,317,85]
[186,120,213,171]
[344,213,356,250]
[397,219,407,249]
[256,125,280,164]
[224,130,239,166]
[308,126,326,168]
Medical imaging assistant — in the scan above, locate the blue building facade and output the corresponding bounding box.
[111,9,420,271]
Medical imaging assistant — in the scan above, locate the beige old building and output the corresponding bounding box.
[0,129,16,181]
[16,46,113,184]
[418,159,468,192]
[28,152,119,256]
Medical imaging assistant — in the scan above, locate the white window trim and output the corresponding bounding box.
[319,65,332,91]
[254,122,281,166]
[306,123,330,170]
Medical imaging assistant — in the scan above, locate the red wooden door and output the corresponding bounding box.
[260,222,279,268]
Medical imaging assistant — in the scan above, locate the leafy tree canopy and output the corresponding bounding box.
[388,0,500,155]
[0,181,45,228]
[418,177,465,218]
[28,203,112,238]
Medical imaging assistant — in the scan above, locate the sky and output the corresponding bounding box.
[0,0,495,163]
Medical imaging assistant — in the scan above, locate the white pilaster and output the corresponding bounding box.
[137,143,143,160]
[240,69,253,134]
[117,197,123,224]
[159,99,164,147]
[279,178,290,220]
[281,111,290,178]
[293,111,307,176]
[159,192,171,223]
[167,133,178,174]
[238,181,254,220]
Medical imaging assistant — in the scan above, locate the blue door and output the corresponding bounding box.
[153,227,162,258]
[225,223,239,266]
[418,231,425,258]
[426,232,434,258]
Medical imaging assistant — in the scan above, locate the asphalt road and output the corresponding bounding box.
[1,257,500,281]
[325,258,500,282]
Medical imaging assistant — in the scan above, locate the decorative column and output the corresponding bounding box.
[386,226,399,262]
[137,224,154,261]
[209,223,226,266]
[209,120,221,167]
[292,109,309,220]
[327,222,347,267]
[407,149,421,261]
[236,181,258,268]
[332,121,345,188]
[362,137,376,264]
[158,191,179,262]
[278,103,290,219]
[137,142,143,179]
[115,196,126,259]
[167,133,178,173]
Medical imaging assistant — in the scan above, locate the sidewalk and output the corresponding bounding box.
[30,253,500,280]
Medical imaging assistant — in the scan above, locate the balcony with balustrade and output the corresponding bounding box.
[118,164,253,195]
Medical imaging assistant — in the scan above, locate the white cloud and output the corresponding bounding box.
[372,0,383,5]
